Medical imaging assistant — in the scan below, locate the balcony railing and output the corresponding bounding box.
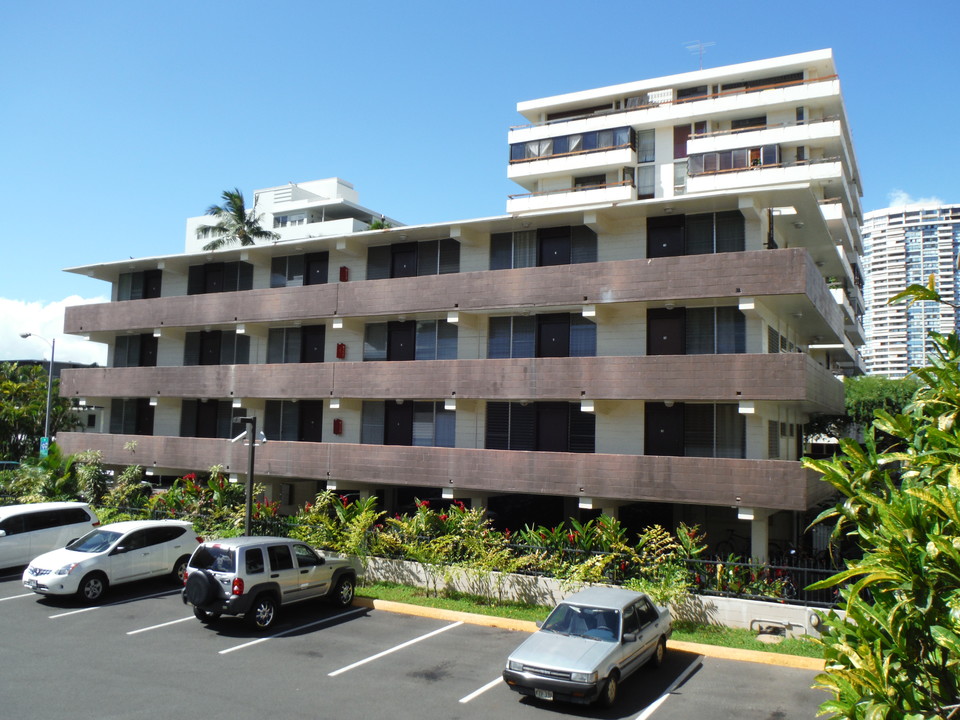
[689,114,841,141]
[507,179,634,202]
[687,155,842,178]
[510,75,839,130]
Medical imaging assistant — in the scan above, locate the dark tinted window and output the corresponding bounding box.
[245,548,265,574]
[267,544,294,571]
[0,515,25,535]
[293,544,322,567]
[190,545,235,572]
[145,526,186,546]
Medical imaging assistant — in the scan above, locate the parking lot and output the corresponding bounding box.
[0,567,824,719]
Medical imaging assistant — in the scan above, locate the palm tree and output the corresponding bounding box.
[196,188,280,251]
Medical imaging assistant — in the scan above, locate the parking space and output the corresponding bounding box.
[1,572,824,719]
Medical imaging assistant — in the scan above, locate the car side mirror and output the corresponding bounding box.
[622,632,638,643]
[112,545,127,555]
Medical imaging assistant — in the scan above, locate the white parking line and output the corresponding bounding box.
[219,607,367,655]
[48,588,181,618]
[459,676,503,704]
[50,606,100,618]
[328,621,464,677]
[633,655,703,720]
[1,592,35,602]
[127,616,195,635]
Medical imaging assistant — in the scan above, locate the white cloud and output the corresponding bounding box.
[0,296,109,366]
[887,189,945,207]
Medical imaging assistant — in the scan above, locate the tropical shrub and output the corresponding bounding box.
[805,280,960,720]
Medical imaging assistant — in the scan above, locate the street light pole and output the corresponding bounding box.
[20,333,55,454]
[237,416,257,536]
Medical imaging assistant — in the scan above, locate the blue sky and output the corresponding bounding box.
[1,0,957,363]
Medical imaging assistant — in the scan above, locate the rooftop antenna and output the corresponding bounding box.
[684,41,716,70]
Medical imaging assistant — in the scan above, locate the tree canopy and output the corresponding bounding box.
[196,188,279,251]
[0,362,79,461]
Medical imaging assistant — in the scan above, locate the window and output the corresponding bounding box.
[485,402,594,453]
[184,331,250,366]
[688,145,781,175]
[110,398,154,436]
[267,326,325,364]
[684,404,745,458]
[363,321,457,361]
[117,269,162,301]
[264,400,323,442]
[637,129,655,163]
[367,239,459,280]
[488,314,595,358]
[293,544,322,567]
[685,307,746,354]
[731,116,766,132]
[187,262,253,295]
[267,545,294,571]
[647,211,744,259]
[490,226,597,270]
[360,401,455,447]
[574,174,606,190]
[721,72,803,93]
[179,400,245,439]
[114,334,158,367]
[244,548,264,574]
[509,127,633,162]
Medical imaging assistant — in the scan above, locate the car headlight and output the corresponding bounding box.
[55,563,80,575]
[508,660,524,672]
[570,671,597,684]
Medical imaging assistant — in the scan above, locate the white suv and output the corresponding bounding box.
[182,536,357,631]
[23,519,202,602]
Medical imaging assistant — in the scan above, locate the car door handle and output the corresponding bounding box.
[271,573,279,578]
[300,569,308,574]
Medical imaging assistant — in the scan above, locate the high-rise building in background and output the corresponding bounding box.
[862,204,960,377]
[57,49,863,558]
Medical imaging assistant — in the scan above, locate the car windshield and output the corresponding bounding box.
[190,545,236,572]
[541,603,620,642]
[66,529,122,554]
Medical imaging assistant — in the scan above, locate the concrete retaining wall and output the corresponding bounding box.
[360,556,837,639]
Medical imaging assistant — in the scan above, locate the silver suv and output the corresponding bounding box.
[181,536,357,630]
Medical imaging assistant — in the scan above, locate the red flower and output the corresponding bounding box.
[304,502,313,511]
[439,514,449,522]
[340,495,349,507]
[567,533,576,542]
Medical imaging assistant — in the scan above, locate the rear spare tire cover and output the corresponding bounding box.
[185,570,215,605]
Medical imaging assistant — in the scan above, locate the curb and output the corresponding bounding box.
[352,596,826,672]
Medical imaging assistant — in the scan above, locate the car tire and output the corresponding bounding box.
[651,636,667,668]
[172,555,191,583]
[184,570,216,606]
[78,572,107,603]
[599,673,618,708]
[331,575,355,607]
[246,594,278,630]
[193,607,221,624]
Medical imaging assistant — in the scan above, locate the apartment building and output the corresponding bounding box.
[56,49,863,558]
[862,203,960,377]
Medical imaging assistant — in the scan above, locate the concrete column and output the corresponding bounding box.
[739,507,774,561]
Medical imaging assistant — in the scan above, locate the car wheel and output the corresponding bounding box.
[599,673,618,708]
[331,575,355,607]
[651,636,667,668]
[172,555,191,583]
[184,570,216,606]
[246,594,278,630]
[193,607,221,624]
[78,573,107,603]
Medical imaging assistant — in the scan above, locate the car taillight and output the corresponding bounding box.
[182,570,189,586]
[232,578,244,596]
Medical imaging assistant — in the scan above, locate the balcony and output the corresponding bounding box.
[54,432,832,512]
[65,249,849,345]
[508,146,636,182]
[506,180,635,214]
[686,118,843,155]
[60,352,843,413]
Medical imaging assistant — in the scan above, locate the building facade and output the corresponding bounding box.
[56,49,863,558]
[861,203,960,377]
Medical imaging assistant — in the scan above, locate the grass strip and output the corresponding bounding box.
[357,581,824,659]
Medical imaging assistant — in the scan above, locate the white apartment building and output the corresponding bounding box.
[58,49,863,559]
[861,203,960,377]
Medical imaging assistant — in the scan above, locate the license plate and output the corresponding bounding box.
[25,579,37,589]
[535,689,553,701]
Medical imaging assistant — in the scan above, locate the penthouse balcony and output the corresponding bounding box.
[53,432,834,512]
[60,352,843,414]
